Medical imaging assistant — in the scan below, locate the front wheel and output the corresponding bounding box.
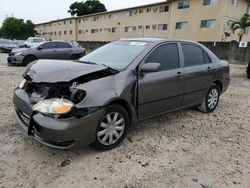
[198,84,220,113]
[90,105,129,150]
[23,55,37,65]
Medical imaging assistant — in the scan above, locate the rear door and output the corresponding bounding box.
[181,43,215,106]
[138,43,185,119]
[55,42,74,59]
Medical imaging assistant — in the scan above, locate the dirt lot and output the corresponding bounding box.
[0,53,249,188]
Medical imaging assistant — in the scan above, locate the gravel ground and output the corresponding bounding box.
[0,53,249,188]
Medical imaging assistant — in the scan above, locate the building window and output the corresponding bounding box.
[54,32,57,35]
[139,9,143,14]
[70,30,73,35]
[112,27,118,33]
[147,8,151,12]
[203,0,218,5]
[79,30,82,34]
[70,20,72,24]
[146,25,150,29]
[153,7,158,12]
[125,26,133,32]
[64,31,67,35]
[159,6,169,13]
[91,29,98,33]
[231,0,238,6]
[178,1,190,9]
[64,21,66,25]
[79,19,81,23]
[138,26,143,29]
[201,19,216,28]
[59,31,62,35]
[127,10,133,17]
[176,22,188,29]
[158,24,168,30]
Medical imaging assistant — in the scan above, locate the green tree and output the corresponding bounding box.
[68,0,107,16]
[0,17,37,40]
[231,14,250,42]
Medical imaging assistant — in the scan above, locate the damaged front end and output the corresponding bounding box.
[13,60,119,149]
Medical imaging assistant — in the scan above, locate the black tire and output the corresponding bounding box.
[23,55,37,65]
[90,105,129,150]
[198,84,220,113]
[71,54,80,60]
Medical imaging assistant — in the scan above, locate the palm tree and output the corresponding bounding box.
[231,14,250,42]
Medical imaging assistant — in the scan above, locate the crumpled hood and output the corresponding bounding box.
[24,60,108,83]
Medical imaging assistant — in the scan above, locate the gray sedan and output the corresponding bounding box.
[13,38,230,150]
[8,41,86,65]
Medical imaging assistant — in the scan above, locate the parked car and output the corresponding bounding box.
[0,39,18,53]
[13,38,230,150]
[25,37,45,47]
[247,61,250,79]
[8,41,86,65]
[14,40,26,48]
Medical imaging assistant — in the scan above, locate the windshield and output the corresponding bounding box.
[0,39,14,44]
[79,41,149,70]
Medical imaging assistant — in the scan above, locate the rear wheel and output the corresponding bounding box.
[23,55,37,65]
[198,84,220,113]
[91,105,129,150]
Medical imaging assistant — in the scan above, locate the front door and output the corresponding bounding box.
[138,43,185,119]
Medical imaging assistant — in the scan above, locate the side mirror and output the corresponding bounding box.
[37,46,43,50]
[140,63,161,74]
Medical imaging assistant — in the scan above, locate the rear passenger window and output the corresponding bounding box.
[182,44,205,66]
[145,43,180,71]
[56,42,72,48]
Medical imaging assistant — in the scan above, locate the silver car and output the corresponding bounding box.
[8,41,86,65]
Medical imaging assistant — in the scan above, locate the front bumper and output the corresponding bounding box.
[7,55,25,65]
[13,88,104,149]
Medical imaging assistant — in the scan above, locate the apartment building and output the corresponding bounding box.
[35,0,250,42]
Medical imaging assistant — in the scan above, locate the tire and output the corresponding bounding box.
[90,105,129,150]
[23,55,37,65]
[71,54,80,60]
[198,84,220,113]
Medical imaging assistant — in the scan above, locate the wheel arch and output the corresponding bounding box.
[106,99,132,126]
[213,80,223,94]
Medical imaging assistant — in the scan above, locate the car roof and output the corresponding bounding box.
[121,38,200,45]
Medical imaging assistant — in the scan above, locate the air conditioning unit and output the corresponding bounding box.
[239,41,248,48]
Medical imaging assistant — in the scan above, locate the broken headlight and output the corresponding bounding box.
[32,98,74,115]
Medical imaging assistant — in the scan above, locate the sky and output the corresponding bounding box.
[0,0,163,25]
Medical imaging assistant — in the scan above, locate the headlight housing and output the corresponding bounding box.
[32,98,74,115]
[19,79,26,89]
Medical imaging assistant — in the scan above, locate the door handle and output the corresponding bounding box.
[207,67,211,72]
[176,72,183,78]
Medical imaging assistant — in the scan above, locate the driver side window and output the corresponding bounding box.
[41,42,57,49]
[145,43,180,71]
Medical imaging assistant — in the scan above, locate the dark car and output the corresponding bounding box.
[8,41,86,65]
[14,40,26,48]
[13,38,230,150]
[0,39,18,53]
